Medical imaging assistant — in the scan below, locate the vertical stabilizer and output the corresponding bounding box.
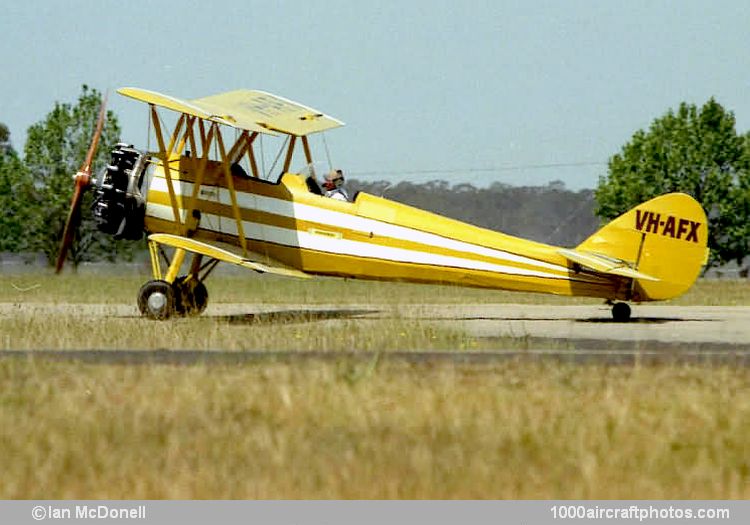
[577,193,708,301]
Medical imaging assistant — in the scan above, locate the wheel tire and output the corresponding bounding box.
[137,280,174,320]
[611,302,631,322]
[172,276,209,317]
[191,281,208,315]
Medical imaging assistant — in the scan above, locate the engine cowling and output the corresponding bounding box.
[92,143,146,240]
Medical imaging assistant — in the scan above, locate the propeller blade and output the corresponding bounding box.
[80,91,108,174]
[55,180,85,273]
[55,93,108,274]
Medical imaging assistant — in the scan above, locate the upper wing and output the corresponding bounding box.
[193,90,344,136]
[117,87,275,135]
[118,87,344,136]
[558,248,659,282]
[149,233,311,279]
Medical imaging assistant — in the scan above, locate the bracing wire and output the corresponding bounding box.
[266,135,290,180]
[546,192,595,244]
[146,109,151,152]
[259,134,265,179]
[322,132,333,170]
[154,111,167,156]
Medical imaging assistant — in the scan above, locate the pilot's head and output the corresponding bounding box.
[324,169,345,189]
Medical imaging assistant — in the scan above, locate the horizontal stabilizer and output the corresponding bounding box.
[558,248,659,282]
[149,233,311,279]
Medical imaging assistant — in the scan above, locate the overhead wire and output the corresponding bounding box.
[349,161,607,179]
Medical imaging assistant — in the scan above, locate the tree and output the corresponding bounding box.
[0,125,37,252]
[0,122,11,153]
[595,99,750,268]
[23,85,138,267]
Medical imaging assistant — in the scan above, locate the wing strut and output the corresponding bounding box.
[151,107,184,229]
[301,135,313,165]
[215,127,248,255]
[282,136,297,174]
[185,117,214,236]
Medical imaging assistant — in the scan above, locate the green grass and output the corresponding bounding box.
[0,359,747,499]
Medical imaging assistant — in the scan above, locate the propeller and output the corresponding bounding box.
[55,92,108,273]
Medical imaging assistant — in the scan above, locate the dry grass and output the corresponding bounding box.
[0,359,747,499]
[2,272,749,306]
[0,310,478,352]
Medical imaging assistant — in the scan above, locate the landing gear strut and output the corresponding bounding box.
[611,302,631,322]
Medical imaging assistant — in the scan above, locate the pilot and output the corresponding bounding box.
[323,169,349,201]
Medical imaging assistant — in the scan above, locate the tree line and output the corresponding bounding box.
[1,86,140,268]
[348,179,598,247]
[2,87,748,270]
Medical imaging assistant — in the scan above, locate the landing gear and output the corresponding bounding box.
[137,280,174,320]
[172,275,209,316]
[611,302,631,322]
[137,276,209,320]
[139,242,219,320]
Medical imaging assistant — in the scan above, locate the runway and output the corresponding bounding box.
[2,302,748,365]
[397,303,750,345]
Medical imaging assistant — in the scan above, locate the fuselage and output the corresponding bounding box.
[142,157,624,300]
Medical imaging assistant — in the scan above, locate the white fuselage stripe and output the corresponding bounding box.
[148,177,570,274]
[146,202,572,280]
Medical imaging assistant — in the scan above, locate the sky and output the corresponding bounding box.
[2,0,749,189]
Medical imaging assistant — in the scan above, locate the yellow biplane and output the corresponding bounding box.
[57,88,709,321]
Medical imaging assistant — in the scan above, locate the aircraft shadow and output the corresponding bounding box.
[414,315,713,324]
[576,317,720,324]
[213,308,380,325]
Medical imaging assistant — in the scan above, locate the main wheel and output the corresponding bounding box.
[611,302,631,322]
[172,276,209,317]
[137,280,174,320]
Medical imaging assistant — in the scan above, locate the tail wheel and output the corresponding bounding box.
[138,280,174,320]
[611,302,631,322]
[172,276,209,317]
